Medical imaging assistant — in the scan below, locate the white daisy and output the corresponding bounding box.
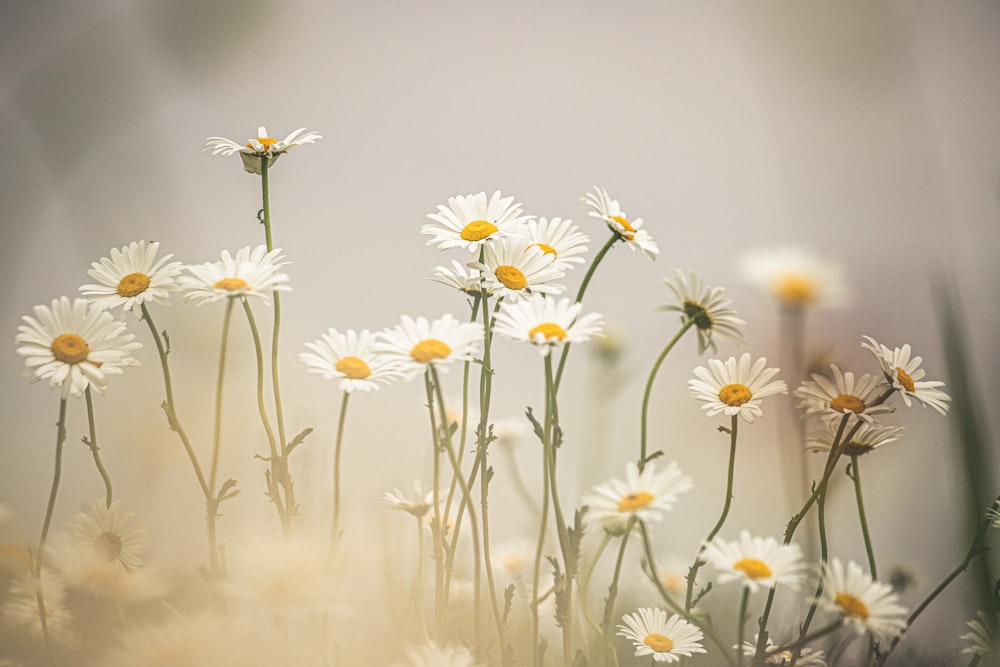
[493,295,604,356]
[205,125,322,174]
[987,506,1000,529]
[393,642,480,667]
[421,190,531,253]
[739,246,847,309]
[16,297,141,399]
[491,537,535,588]
[819,558,907,643]
[375,314,483,381]
[861,336,951,415]
[737,635,827,666]
[961,611,999,657]
[658,268,745,355]
[582,186,659,259]
[701,531,805,594]
[472,236,565,301]
[689,353,787,423]
[383,480,437,519]
[794,365,894,425]
[1,570,75,645]
[64,499,147,573]
[523,216,590,270]
[805,422,905,457]
[181,245,290,306]
[617,607,706,663]
[79,241,184,317]
[581,461,693,533]
[429,260,489,296]
[300,328,401,393]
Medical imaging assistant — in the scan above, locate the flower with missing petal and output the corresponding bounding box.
[583,186,659,259]
[659,268,745,355]
[205,125,322,174]
[375,314,482,381]
[739,246,847,309]
[701,531,805,594]
[689,353,786,423]
[421,191,531,253]
[617,608,706,663]
[181,245,290,306]
[79,241,184,318]
[805,422,905,457]
[581,461,692,533]
[794,365,894,425]
[472,236,565,301]
[523,217,590,270]
[819,558,907,643]
[493,295,604,356]
[861,336,951,415]
[300,328,401,393]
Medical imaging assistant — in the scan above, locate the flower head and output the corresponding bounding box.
[421,191,531,253]
[581,461,692,533]
[819,558,907,642]
[16,297,141,398]
[737,635,827,666]
[79,241,184,317]
[472,236,565,301]
[522,217,590,270]
[689,353,786,423]
[300,328,401,393]
[383,480,437,519]
[64,499,147,573]
[1,570,76,645]
[583,186,659,259]
[861,336,951,415]
[430,260,489,297]
[794,365,894,425]
[375,314,483,381]
[659,268,745,354]
[961,611,999,658]
[493,295,604,356]
[393,642,480,667]
[491,538,536,587]
[805,421,905,457]
[701,531,805,593]
[205,125,322,174]
[181,245,290,306]
[617,608,706,663]
[739,246,847,309]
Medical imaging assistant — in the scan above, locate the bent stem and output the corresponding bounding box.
[83,387,113,507]
[639,318,694,471]
[34,397,67,667]
[851,455,877,580]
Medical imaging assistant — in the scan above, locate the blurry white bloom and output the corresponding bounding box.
[1,570,76,645]
[861,336,951,415]
[523,217,590,270]
[805,422,905,457]
[430,259,488,296]
[300,328,402,393]
[383,480,437,519]
[181,245,290,306]
[582,186,659,259]
[658,268,745,355]
[988,506,1000,529]
[64,499,147,573]
[472,236,565,301]
[491,414,533,449]
[819,558,907,642]
[794,365,894,426]
[689,353,786,423]
[961,611,999,657]
[701,531,805,594]
[493,295,604,355]
[225,539,341,614]
[737,635,827,666]
[394,642,480,667]
[491,538,535,587]
[617,608,706,663]
[79,241,184,317]
[582,461,693,533]
[375,314,483,381]
[739,246,847,308]
[421,191,531,253]
[16,296,141,399]
[205,125,322,174]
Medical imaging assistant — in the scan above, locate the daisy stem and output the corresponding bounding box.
[737,587,750,667]
[83,387,113,508]
[850,455,877,580]
[443,294,480,530]
[415,514,430,642]
[531,414,553,667]
[639,318,695,472]
[260,155,275,252]
[207,298,235,577]
[579,531,612,637]
[424,370,446,641]
[601,516,635,667]
[331,392,351,544]
[34,397,67,667]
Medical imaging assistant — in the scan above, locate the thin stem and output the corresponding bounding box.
[579,531,612,636]
[544,355,573,666]
[639,319,695,472]
[415,515,430,642]
[425,371,446,641]
[851,455,877,580]
[34,397,67,667]
[83,387,113,507]
[331,392,351,543]
[531,415,552,667]
[207,298,235,578]
[601,520,634,666]
[737,587,750,667]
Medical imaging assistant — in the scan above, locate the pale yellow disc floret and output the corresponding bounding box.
[528,322,567,341]
[51,333,90,364]
[495,265,527,290]
[609,215,637,241]
[411,339,452,363]
[117,272,150,297]
[96,531,123,562]
[335,356,371,379]
[773,274,818,305]
[246,136,278,149]
[643,633,674,653]
[618,491,655,513]
[528,242,557,256]
[733,557,773,580]
[895,367,915,393]
[835,592,870,620]
[718,383,752,407]
[460,220,498,242]
[214,277,250,292]
[830,394,865,414]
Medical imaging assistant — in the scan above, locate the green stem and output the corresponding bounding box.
[531,412,553,667]
[83,387,113,507]
[544,355,573,666]
[425,371,446,641]
[737,587,749,667]
[601,519,634,666]
[207,298,235,577]
[415,515,430,641]
[579,531,612,637]
[34,397,67,667]
[639,319,695,472]
[331,392,351,543]
[851,455,877,580]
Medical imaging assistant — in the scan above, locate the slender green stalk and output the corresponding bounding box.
[531,419,552,667]
[639,318,695,472]
[207,298,235,576]
[579,531,612,636]
[424,370,446,640]
[737,587,750,667]
[331,392,351,543]
[851,455,877,580]
[443,293,480,526]
[83,387,113,507]
[601,519,634,665]
[34,397,67,667]
[415,515,430,642]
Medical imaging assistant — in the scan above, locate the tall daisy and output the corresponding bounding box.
[523,217,590,270]
[582,186,659,259]
[739,246,846,309]
[658,268,745,355]
[16,297,141,398]
[64,499,148,573]
[581,461,692,533]
[430,260,488,297]
[205,125,322,174]
[493,295,604,356]
[79,241,183,318]
[473,236,565,301]
[689,353,786,423]
[819,558,907,643]
[617,607,706,663]
[375,314,483,381]
[181,245,290,306]
[861,336,951,415]
[300,328,401,393]
[421,190,531,253]
[805,422,905,457]
[701,531,805,594]
[794,365,894,425]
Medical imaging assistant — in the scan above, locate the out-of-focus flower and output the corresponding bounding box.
[523,217,590,270]
[393,642,480,667]
[617,607,706,663]
[493,295,604,356]
[659,268,744,355]
[1,570,76,645]
[472,236,565,301]
[64,499,147,573]
[422,191,531,253]
[383,480,437,519]
[819,558,907,642]
[205,125,322,174]
[805,422,905,457]
[701,531,805,594]
[794,365,894,426]
[581,461,692,533]
[861,336,951,415]
[739,246,847,309]
[582,186,658,259]
[79,241,184,317]
[961,611,999,658]
[181,245,290,306]
[224,538,342,615]
[737,635,827,666]
[300,328,402,393]
[430,260,488,297]
[689,353,786,423]
[375,314,482,381]
[491,537,535,588]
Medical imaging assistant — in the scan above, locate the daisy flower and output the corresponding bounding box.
[689,353,786,423]
[794,365,894,425]
[581,461,693,533]
[79,241,184,317]
[617,607,706,663]
[383,480,437,519]
[181,245,290,306]
[493,295,604,356]
[491,537,535,588]
[64,499,148,573]
[430,260,488,296]
[701,531,805,593]
[737,635,827,666]
[393,642,480,667]
[421,190,531,253]
[375,314,483,381]
[523,217,590,270]
[961,611,999,657]
[583,186,659,259]
[987,506,1000,529]
[16,297,141,399]
[819,558,907,643]
[205,125,322,174]
[861,336,951,415]
[1,570,76,645]
[472,236,565,301]
[739,246,847,309]
[658,268,745,355]
[300,328,401,393]
[805,422,905,457]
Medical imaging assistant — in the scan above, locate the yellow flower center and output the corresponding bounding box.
[246,136,278,149]
[617,491,655,512]
[773,274,818,305]
[830,394,865,414]
[500,553,525,574]
[495,265,527,290]
[733,557,773,580]
[528,323,567,341]
[835,592,870,620]
[662,572,685,595]
[718,383,752,407]
[411,339,452,363]
[95,531,123,562]
[116,272,150,298]
[214,277,250,292]
[895,367,915,393]
[609,215,636,241]
[460,220,498,242]
[335,356,371,379]
[51,334,90,364]
[643,633,674,653]
[683,300,714,331]
[528,242,557,256]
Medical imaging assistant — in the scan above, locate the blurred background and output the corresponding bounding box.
[1,0,998,662]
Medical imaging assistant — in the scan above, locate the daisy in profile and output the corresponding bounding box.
[300,328,401,393]
[523,217,590,271]
[16,297,141,398]
[961,611,999,658]
[205,125,322,174]
[581,461,692,533]
[739,246,847,309]
[689,353,786,423]
[375,314,483,381]
[737,634,827,666]
[617,607,706,663]
[861,336,951,415]
[64,499,147,573]
[79,241,184,318]
[383,480,437,519]
[181,245,290,306]
[701,531,805,593]
[393,642,480,667]
[658,268,745,355]
[582,186,659,259]
[819,558,907,643]
[421,191,531,253]
[794,365,894,425]
[493,295,604,356]
[805,422,905,457]
[473,236,565,301]
[430,260,488,297]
